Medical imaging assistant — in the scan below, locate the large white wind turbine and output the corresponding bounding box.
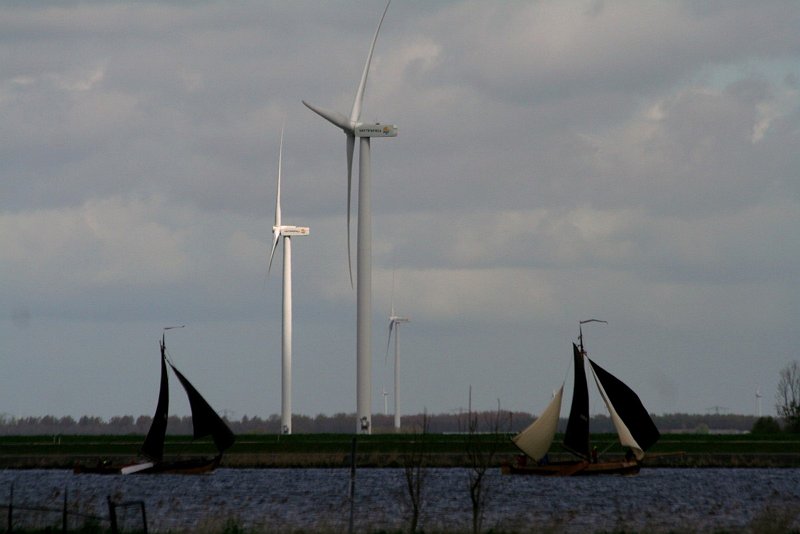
[386,286,409,431]
[303,0,397,434]
[268,127,309,435]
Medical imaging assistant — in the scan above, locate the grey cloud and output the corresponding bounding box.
[1,1,799,418]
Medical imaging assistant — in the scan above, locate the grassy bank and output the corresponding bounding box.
[2,432,800,469]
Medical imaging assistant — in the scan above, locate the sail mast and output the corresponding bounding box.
[562,320,608,459]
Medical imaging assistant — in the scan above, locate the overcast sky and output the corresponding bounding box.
[1,1,799,423]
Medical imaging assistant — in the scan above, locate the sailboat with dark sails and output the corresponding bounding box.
[75,328,235,475]
[502,320,660,476]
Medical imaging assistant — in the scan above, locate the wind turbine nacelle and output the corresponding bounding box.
[277,226,310,236]
[355,123,398,138]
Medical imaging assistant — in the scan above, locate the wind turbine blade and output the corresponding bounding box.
[302,101,352,132]
[302,99,355,286]
[351,0,391,125]
[268,231,281,274]
[275,126,284,227]
[390,268,396,317]
[268,126,285,277]
[385,320,395,364]
[346,133,355,287]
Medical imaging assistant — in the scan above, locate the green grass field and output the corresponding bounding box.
[2,432,799,469]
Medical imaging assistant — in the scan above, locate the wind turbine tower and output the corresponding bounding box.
[268,127,309,435]
[387,299,409,431]
[303,0,397,434]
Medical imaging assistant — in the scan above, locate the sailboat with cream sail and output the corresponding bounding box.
[74,328,235,475]
[502,320,659,476]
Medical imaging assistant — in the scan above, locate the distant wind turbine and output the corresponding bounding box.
[303,0,397,434]
[755,387,763,417]
[386,274,409,431]
[268,127,309,435]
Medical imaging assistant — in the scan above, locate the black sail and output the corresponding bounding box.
[141,342,169,461]
[169,364,236,453]
[589,358,660,452]
[563,343,590,458]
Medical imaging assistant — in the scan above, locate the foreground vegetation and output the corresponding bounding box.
[3,511,800,534]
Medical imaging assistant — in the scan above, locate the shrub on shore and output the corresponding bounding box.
[751,416,782,434]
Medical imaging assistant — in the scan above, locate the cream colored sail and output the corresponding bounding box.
[512,385,564,461]
[589,366,645,460]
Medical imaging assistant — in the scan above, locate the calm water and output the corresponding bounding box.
[2,468,800,533]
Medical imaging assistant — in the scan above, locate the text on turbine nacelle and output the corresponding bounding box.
[276,226,310,236]
[354,123,398,137]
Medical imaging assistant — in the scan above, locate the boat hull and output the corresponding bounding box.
[501,458,640,476]
[74,455,221,475]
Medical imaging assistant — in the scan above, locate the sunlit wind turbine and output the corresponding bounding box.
[268,126,309,435]
[386,277,409,431]
[303,0,397,434]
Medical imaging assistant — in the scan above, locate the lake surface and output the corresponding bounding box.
[2,468,799,533]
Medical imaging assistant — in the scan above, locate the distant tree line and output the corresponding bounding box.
[7,361,800,436]
[0,411,762,436]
